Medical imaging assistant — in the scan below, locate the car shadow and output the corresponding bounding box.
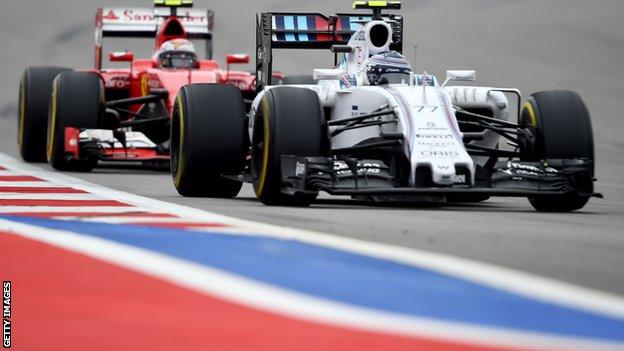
[234,194,598,215]
[88,162,170,175]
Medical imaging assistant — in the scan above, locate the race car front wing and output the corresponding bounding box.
[64,127,169,163]
[279,156,601,199]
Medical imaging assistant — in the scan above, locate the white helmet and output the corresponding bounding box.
[154,39,198,69]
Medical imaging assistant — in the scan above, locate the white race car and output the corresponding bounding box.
[170,0,599,212]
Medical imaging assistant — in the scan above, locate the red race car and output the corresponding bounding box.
[18,0,263,172]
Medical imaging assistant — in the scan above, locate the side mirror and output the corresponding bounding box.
[109,51,135,62]
[446,70,476,82]
[442,70,476,87]
[226,54,250,65]
[313,69,348,81]
[224,54,250,81]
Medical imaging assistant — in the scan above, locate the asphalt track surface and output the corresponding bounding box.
[0,0,623,298]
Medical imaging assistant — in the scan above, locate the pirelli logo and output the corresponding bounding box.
[2,282,10,349]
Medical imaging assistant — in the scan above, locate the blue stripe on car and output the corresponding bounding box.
[297,16,308,42]
[284,16,296,42]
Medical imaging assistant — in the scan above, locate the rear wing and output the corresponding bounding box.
[95,7,214,69]
[255,12,404,91]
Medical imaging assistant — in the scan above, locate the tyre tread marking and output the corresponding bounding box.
[255,94,271,197]
[174,94,185,188]
[523,101,538,128]
[46,77,59,162]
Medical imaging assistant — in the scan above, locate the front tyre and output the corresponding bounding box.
[171,84,245,198]
[47,71,103,172]
[519,90,594,212]
[251,87,325,206]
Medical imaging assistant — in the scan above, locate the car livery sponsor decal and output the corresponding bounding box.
[104,74,131,89]
[103,8,207,25]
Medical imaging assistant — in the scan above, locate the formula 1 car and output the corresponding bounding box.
[18,0,262,172]
[171,0,600,212]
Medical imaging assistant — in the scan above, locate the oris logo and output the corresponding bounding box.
[420,151,460,157]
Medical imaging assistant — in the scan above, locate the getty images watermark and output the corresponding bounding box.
[2,282,10,348]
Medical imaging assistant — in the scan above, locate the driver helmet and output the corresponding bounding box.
[366,51,412,86]
[154,39,198,69]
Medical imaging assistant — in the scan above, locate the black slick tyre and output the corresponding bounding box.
[171,84,245,198]
[47,71,102,172]
[18,67,72,162]
[251,87,325,206]
[519,90,594,212]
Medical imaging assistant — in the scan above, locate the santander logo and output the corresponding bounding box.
[102,10,120,21]
[102,9,206,24]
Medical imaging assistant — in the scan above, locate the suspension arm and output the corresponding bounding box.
[328,109,396,126]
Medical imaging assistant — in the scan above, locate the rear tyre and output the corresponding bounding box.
[18,67,72,162]
[251,87,325,206]
[171,84,245,198]
[280,75,316,85]
[519,90,594,212]
[47,71,102,172]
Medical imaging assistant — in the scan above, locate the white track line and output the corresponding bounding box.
[2,219,622,351]
[2,152,624,322]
